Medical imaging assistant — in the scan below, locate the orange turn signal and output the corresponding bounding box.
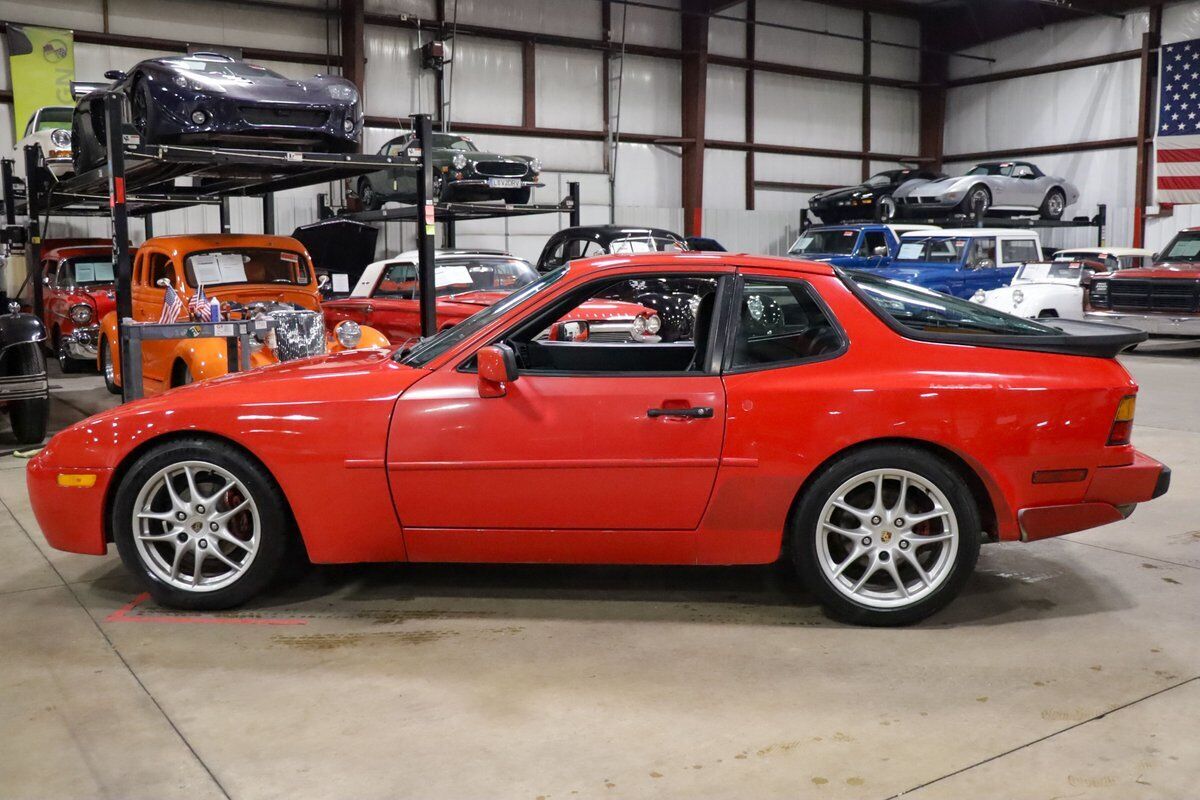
[1108,395,1137,446]
[57,473,97,488]
[1115,395,1136,422]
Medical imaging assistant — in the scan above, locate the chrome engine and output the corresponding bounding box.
[243,302,327,362]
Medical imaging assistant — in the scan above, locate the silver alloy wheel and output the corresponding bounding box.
[1047,191,1064,217]
[131,460,260,592]
[102,345,114,383]
[879,196,896,221]
[968,188,990,215]
[815,468,959,609]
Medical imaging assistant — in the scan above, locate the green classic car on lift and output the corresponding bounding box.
[356,132,542,209]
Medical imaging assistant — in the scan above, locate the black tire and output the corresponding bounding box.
[130,79,159,146]
[6,345,48,445]
[503,187,532,205]
[960,185,991,219]
[1040,188,1066,221]
[791,444,982,626]
[170,360,194,388]
[358,178,381,211]
[112,437,292,610]
[55,331,85,374]
[99,337,122,395]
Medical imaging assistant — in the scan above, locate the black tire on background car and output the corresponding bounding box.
[358,178,381,211]
[130,79,159,146]
[1040,188,1066,221]
[960,185,991,219]
[503,187,532,205]
[6,345,48,445]
[99,337,122,395]
[112,437,292,610]
[791,444,982,626]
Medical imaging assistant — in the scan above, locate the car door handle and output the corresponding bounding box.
[648,406,714,419]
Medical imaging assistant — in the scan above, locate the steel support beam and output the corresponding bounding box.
[744,0,755,211]
[681,0,709,237]
[861,10,871,181]
[917,24,948,173]
[103,93,135,404]
[412,113,437,339]
[1134,5,1163,248]
[341,0,365,149]
[24,145,43,318]
[523,40,537,128]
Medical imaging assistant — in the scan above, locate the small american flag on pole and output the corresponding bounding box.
[1156,39,1200,204]
[190,284,212,322]
[159,283,183,324]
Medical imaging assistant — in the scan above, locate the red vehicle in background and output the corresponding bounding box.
[1083,228,1200,337]
[37,239,123,372]
[322,249,662,344]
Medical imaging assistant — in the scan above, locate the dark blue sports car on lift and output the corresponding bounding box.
[71,52,362,172]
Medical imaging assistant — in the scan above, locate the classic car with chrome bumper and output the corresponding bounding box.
[1082,310,1200,336]
[63,325,100,360]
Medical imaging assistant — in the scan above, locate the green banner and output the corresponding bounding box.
[6,25,75,138]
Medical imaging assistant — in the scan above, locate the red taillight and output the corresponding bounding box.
[1107,395,1136,446]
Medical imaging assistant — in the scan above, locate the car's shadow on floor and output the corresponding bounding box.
[88,542,1130,629]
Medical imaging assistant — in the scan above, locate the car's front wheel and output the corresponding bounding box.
[960,185,991,219]
[112,438,291,610]
[99,337,121,395]
[792,445,981,626]
[358,178,381,211]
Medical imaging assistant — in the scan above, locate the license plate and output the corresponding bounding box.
[488,178,521,189]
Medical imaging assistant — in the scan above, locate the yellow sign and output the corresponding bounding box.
[6,25,75,138]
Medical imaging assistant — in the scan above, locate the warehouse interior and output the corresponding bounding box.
[3,1,1200,798]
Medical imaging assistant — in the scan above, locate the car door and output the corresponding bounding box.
[998,237,1038,285]
[960,236,1002,294]
[131,250,179,390]
[386,270,730,556]
[858,229,889,268]
[1008,164,1040,207]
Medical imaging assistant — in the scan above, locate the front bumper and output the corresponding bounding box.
[895,196,963,215]
[158,92,360,148]
[1017,451,1169,541]
[1083,310,1200,336]
[27,452,112,555]
[64,325,99,360]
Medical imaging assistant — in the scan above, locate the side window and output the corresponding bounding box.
[580,240,606,258]
[56,260,72,288]
[1012,164,1034,178]
[731,278,842,369]
[375,263,418,298]
[1000,239,1040,264]
[497,274,721,374]
[562,238,588,261]
[860,231,888,257]
[24,114,34,138]
[968,238,997,268]
[147,254,175,288]
[541,240,568,269]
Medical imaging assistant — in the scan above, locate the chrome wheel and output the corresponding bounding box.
[815,468,959,609]
[879,195,896,221]
[102,346,114,382]
[1046,191,1064,218]
[967,187,990,216]
[131,461,260,593]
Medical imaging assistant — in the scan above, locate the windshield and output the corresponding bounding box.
[1015,260,1088,283]
[966,163,1010,176]
[36,107,72,131]
[789,229,859,256]
[165,58,285,80]
[864,171,896,188]
[375,257,538,299]
[849,271,1056,336]
[183,249,312,287]
[895,237,966,263]
[1053,251,1119,272]
[1157,233,1200,265]
[608,236,684,254]
[432,134,477,151]
[400,267,568,367]
[62,257,115,286]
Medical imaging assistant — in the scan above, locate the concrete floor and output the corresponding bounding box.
[2,347,1199,800]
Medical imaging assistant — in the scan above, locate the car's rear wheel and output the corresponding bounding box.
[130,79,160,146]
[99,337,122,395]
[1040,188,1066,221]
[876,195,897,222]
[792,445,981,626]
[358,178,381,211]
[6,345,48,445]
[112,439,291,610]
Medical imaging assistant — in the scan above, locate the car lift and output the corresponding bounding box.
[1,97,582,404]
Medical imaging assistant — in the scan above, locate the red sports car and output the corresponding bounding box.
[37,239,123,372]
[27,253,1168,625]
[322,249,661,343]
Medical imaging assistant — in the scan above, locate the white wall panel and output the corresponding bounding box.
[456,0,602,40]
[949,12,1148,80]
[611,0,680,50]
[364,26,437,119]
[535,46,603,132]
[448,37,523,126]
[708,1,747,59]
[756,0,862,75]
[755,72,861,151]
[705,65,745,142]
[944,60,1139,156]
[704,207,803,255]
[106,0,330,55]
[465,133,603,173]
[754,186,815,213]
[614,143,680,207]
[703,148,745,210]
[0,0,103,33]
[1165,0,1200,41]
[756,152,861,187]
[366,0,435,16]
[613,56,680,137]
[870,13,919,82]
[870,85,918,157]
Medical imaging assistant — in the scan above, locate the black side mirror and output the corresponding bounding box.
[104,69,126,81]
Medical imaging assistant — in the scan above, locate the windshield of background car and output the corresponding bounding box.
[849,272,1058,336]
[63,257,115,286]
[1016,261,1086,282]
[399,267,568,367]
[1055,251,1119,271]
[432,134,478,151]
[377,257,538,298]
[36,107,72,130]
[609,236,684,254]
[864,173,894,187]
[895,237,965,263]
[182,249,312,287]
[1157,233,1200,265]
[789,229,859,256]
[165,58,286,80]
[966,163,1010,176]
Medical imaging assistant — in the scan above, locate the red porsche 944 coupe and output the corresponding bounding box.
[28,253,1168,625]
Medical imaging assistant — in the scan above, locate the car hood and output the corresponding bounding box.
[439,290,512,308]
[76,286,117,315]
[442,149,532,164]
[1104,265,1200,279]
[153,63,356,105]
[206,285,320,309]
[894,175,968,198]
[811,185,868,203]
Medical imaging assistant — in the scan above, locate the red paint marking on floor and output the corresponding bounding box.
[104,592,307,626]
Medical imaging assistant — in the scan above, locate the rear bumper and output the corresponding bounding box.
[1083,310,1200,336]
[1017,451,1169,541]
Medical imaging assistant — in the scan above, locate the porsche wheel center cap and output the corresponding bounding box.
[881,531,893,544]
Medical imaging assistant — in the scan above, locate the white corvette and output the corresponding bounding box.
[13,106,74,180]
[972,247,1153,320]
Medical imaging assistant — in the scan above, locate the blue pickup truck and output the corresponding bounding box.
[787,223,940,269]
[870,228,1043,298]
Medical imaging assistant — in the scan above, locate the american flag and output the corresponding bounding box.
[190,284,212,322]
[159,283,183,324]
[1157,39,1200,203]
